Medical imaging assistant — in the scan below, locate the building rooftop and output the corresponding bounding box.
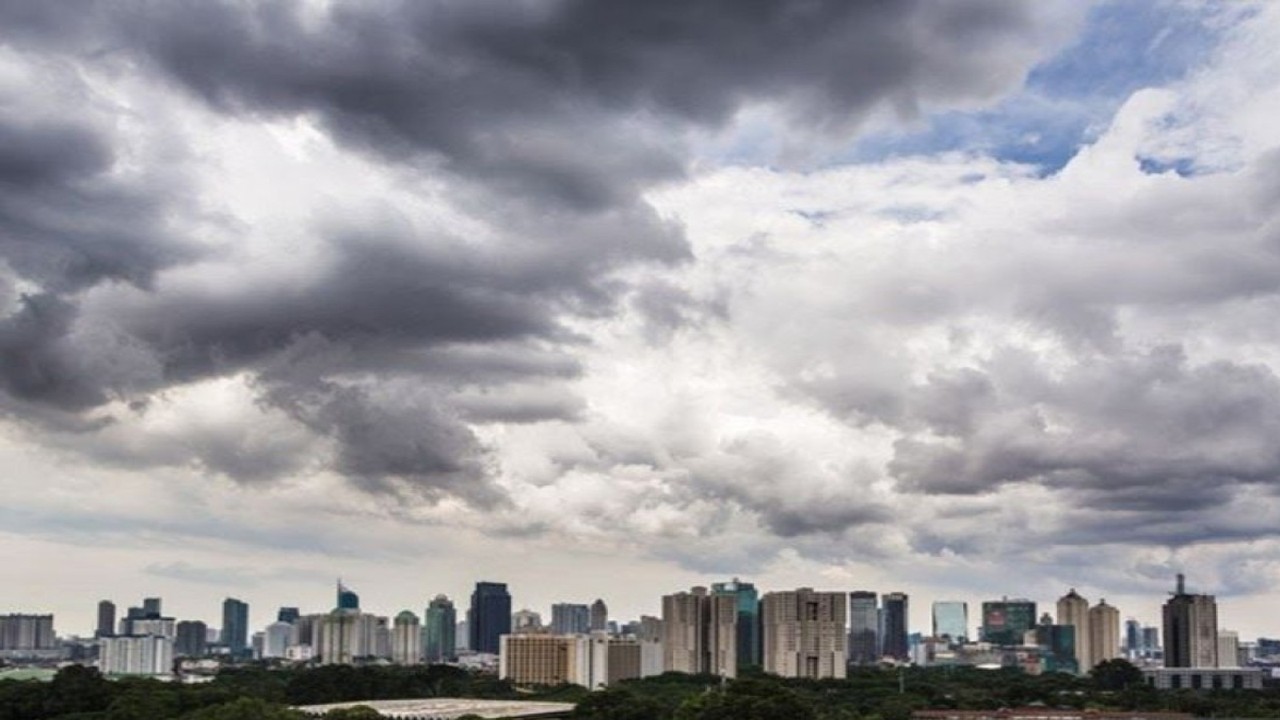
[295,698,575,719]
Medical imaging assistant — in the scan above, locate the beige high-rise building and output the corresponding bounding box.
[662,587,737,678]
[499,633,642,688]
[391,611,421,665]
[760,588,847,679]
[1217,630,1240,668]
[1163,574,1219,668]
[1056,589,1090,673]
[1087,599,1120,670]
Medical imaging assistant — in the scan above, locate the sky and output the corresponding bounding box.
[3,0,1280,643]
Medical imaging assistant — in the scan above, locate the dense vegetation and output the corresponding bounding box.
[2,660,1279,720]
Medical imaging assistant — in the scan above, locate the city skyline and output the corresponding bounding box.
[4,1,1280,645]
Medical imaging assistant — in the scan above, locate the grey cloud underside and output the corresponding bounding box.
[0,1,1076,519]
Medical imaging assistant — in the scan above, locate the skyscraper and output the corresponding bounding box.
[848,591,879,665]
[175,620,208,657]
[337,582,360,611]
[760,588,847,679]
[1087,599,1120,670]
[1056,589,1090,672]
[551,603,591,635]
[590,599,609,632]
[1124,618,1141,656]
[468,581,512,655]
[392,611,422,665]
[661,586,737,678]
[932,601,968,643]
[142,597,162,617]
[981,597,1036,646]
[221,598,249,656]
[712,578,761,670]
[1163,574,1218,668]
[424,595,457,662]
[1218,630,1240,668]
[278,607,301,625]
[1034,612,1079,674]
[96,601,116,639]
[881,592,909,661]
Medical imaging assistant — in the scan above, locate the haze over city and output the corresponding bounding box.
[3,0,1280,644]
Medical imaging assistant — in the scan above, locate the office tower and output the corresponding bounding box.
[637,615,663,641]
[981,597,1037,646]
[468,581,512,655]
[513,608,543,633]
[590,599,609,632]
[1087,599,1120,670]
[456,621,469,651]
[262,621,292,659]
[1056,588,1090,671]
[1218,630,1240,668]
[932,601,968,644]
[760,588,847,679]
[662,586,737,678]
[392,611,422,665]
[96,601,116,639]
[551,603,591,635]
[1033,613,1078,674]
[337,581,360,611]
[221,598,249,656]
[1163,574,1218,668]
[712,578,761,670]
[424,595,457,662]
[277,607,301,625]
[849,591,879,665]
[881,592,909,661]
[1124,618,1141,656]
[318,609,362,664]
[174,621,208,658]
[0,614,57,653]
[98,635,173,676]
[142,597,162,617]
[1142,626,1160,656]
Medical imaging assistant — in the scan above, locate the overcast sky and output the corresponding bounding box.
[4,0,1280,641]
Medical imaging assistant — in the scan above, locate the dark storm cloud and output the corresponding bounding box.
[0,0,1074,507]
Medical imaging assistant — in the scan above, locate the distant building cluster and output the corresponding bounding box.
[2,572,1274,689]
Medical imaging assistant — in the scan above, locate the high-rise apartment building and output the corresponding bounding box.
[468,581,512,655]
[760,588,847,679]
[590,599,609,632]
[221,598,249,656]
[981,598,1036,646]
[1218,630,1240,668]
[551,603,591,635]
[1056,589,1090,672]
[712,578,761,670]
[499,633,644,689]
[662,586,737,678]
[932,601,968,644]
[424,595,457,662]
[881,592,909,661]
[0,615,57,654]
[174,621,208,657]
[1163,574,1218,668]
[1087,599,1120,670]
[98,635,173,676]
[392,611,422,665]
[848,591,879,665]
[96,601,116,639]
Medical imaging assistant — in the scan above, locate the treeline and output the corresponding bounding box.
[0,663,578,720]
[573,662,1280,720]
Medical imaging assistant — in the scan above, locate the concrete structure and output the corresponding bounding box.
[712,578,761,670]
[589,599,608,632]
[550,604,590,635]
[760,588,847,679]
[96,601,116,639]
[933,601,968,644]
[424,595,457,662]
[393,611,422,665]
[1217,630,1239,668]
[881,592,909,661]
[1056,589,1090,672]
[1162,574,1218,668]
[513,609,543,633]
[1088,599,1120,670]
[295,698,575,719]
[662,586,737,678]
[0,614,57,655]
[264,621,294,659]
[99,635,173,676]
[175,620,208,657]
[849,591,879,665]
[1143,667,1263,690]
[317,609,387,664]
[469,582,511,655]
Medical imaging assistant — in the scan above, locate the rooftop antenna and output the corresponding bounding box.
[1176,573,1185,595]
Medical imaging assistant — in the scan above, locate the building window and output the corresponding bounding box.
[1190,674,1202,690]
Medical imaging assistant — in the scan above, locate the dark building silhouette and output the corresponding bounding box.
[425,595,457,662]
[277,607,300,624]
[468,581,511,655]
[96,601,116,639]
[551,603,590,634]
[881,592,910,661]
[142,597,162,617]
[221,598,249,656]
[175,620,208,657]
[981,597,1037,646]
[337,581,360,611]
[1163,573,1218,668]
[848,591,879,665]
[590,598,609,632]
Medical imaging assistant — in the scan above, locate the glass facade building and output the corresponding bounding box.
[980,598,1037,646]
[468,581,511,655]
[712,578,760,670]
[932,601,968,643]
